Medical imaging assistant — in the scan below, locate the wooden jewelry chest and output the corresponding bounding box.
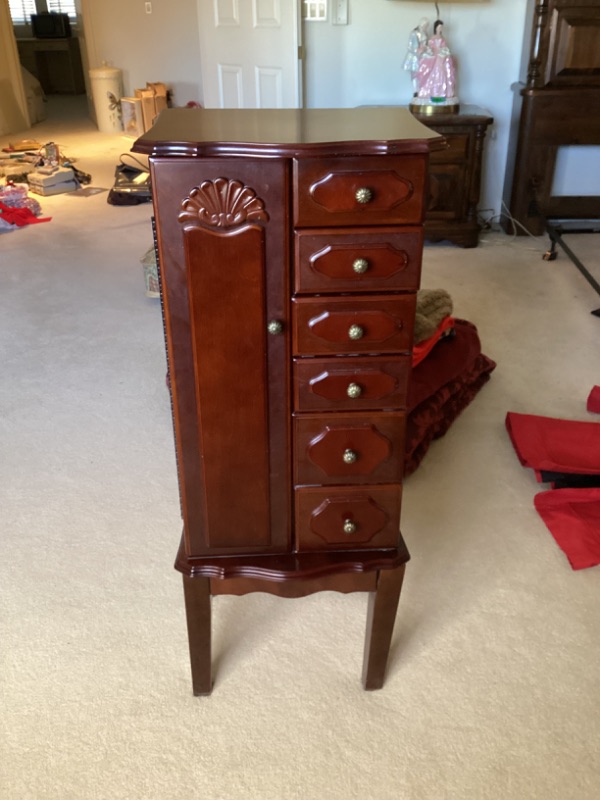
[133,107,442,694]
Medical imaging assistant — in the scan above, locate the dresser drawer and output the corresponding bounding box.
[295,485,402,551]
[292,295,416,356]
[428,133,469,164]
[294,156,427,227]
[294,412,406,486]
[293,356,410,411]
[294,228,423,294]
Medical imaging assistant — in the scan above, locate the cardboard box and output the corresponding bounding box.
[134,88,157,132]
[132,82,169,132]
[147,82,168,114]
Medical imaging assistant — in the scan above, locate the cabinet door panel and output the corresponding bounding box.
[151,159,290,556]
[427,164,467,219]
[185,224,272,549]
[546,8,600,86]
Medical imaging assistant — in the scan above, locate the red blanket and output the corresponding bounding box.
[405,319,496,476]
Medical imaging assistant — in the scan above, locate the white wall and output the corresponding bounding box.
[303,0,529,219]
[81,0,599,219]
[83,0,203,106]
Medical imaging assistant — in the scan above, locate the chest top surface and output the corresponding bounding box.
[132,107,443,159]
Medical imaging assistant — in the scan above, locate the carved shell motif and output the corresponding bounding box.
[178,178,269,228]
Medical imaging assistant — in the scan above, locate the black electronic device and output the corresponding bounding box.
[31,12,71,39]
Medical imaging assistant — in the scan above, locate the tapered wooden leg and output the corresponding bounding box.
[362,564,406,691]
[182,575,212,696]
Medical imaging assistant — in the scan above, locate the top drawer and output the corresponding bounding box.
[428,133,469,164]
[294,156,428,227]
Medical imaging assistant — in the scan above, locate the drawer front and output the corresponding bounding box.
[295,485,402,551]
[294,412,406,486]
[294,156,427,227]
[294,228,423,294]
[292,295,416,356]
[428,133,469,164]
[293,356,410,411]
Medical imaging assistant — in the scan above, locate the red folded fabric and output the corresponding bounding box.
[408,319,488,410]
[534,488,600,570]
[587,386,600,414]
[506,412,600,479]
[412,316,455,367]
[0,201,51,227]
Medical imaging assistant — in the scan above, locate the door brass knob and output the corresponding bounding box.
[352,258,369,274]
[343,448,358,464]
[346,382,362,399]
[267,320,283,335]
[343,518,357,535]
[355,187,373,204]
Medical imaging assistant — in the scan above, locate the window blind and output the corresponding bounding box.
[8,0,36,25]
[47,1,77,19]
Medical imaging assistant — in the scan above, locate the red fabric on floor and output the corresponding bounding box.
[408,319,491,411]
[534,488,600,570]
[404,319,496,476]
[505,412,600,478]
[0,201,51,226]
[587,386,600,414]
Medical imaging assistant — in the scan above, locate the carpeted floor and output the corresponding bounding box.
[1,97,599,800]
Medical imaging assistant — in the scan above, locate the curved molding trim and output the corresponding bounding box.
[179,177,269,228]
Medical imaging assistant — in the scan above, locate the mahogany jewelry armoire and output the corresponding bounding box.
[133,108,442,695]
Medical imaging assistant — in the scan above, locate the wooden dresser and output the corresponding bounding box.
[413,105,493,248]
[133,108,442,695]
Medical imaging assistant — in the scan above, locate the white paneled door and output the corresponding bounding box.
[198,0,302,108]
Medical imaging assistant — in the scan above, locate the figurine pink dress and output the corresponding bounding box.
[416,23,456,100]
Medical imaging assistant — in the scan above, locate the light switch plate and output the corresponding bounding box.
[332,0,348,25]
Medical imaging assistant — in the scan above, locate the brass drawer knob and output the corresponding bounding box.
[348,324,364,341]
[355,187,373,204]
[343,518,357,535]
[352,258,369,274]
[343,448,358,464]
[267,319,283,335]
[347,382,362,399]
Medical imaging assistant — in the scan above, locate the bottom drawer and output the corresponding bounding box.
[295,485,402,551]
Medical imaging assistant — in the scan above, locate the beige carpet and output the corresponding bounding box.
[1,98,599,800]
